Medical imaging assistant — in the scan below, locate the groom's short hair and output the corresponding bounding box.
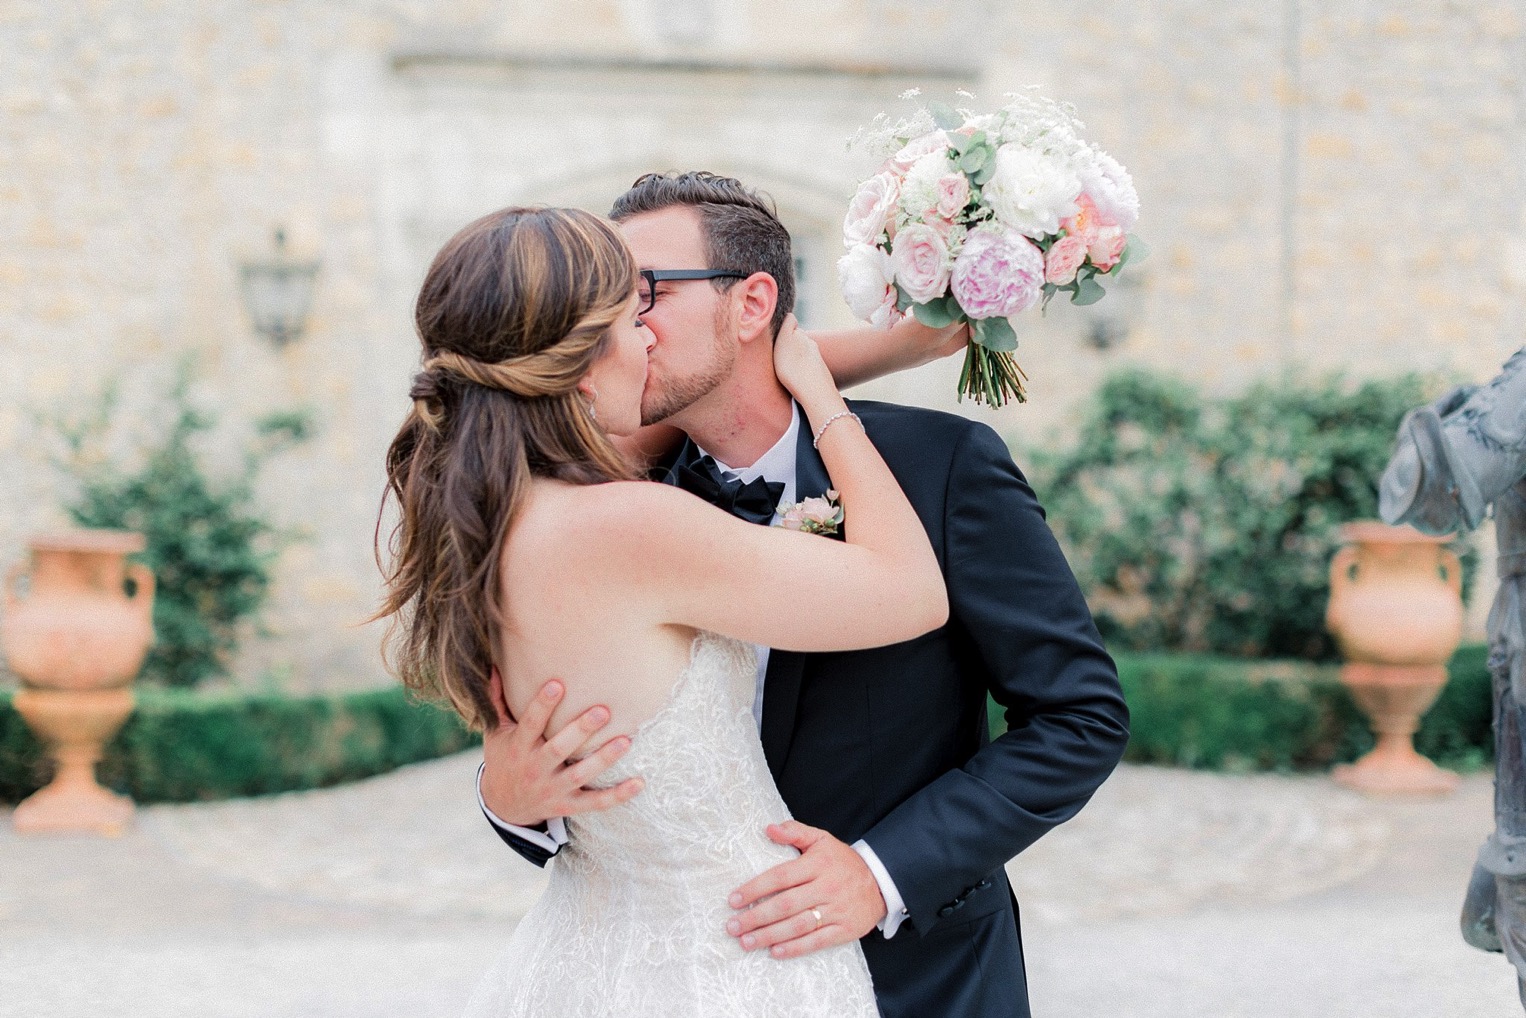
[611,171,795,338]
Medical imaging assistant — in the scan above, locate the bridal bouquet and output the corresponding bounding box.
[839,90,1143,406]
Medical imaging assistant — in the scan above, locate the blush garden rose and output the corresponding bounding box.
[777,490,844,536]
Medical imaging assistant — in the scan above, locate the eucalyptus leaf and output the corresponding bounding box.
[973,315,1019,352]
[959,147,988,175]
[1041,284,1058,313]
[1072,275,1107,306]
[894,283,914,312]
[972,162,996,186]
[928,100,963,132]
[912,298,958,328]
[1124,234,1150,263]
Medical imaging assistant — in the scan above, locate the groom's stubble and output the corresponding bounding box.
[639,299,740,428]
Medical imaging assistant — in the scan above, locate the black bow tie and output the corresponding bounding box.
[674,455,785,526]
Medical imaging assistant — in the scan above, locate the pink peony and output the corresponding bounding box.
[843,172,900,247]
[934,173,971,221]
[889,130,952,174]
[951,225,1045,319]
[1044,233,1089,285]
[890,223,953,305]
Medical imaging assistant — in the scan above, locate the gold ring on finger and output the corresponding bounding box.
[810,907,823,930]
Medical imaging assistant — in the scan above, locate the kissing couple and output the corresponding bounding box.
[375,171,1130,1017]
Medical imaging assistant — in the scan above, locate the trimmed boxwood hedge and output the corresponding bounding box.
[989,643,1494,773]
[0,645,1494,804]
[0,685,478,804]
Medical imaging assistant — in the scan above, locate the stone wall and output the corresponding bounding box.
[1,0,1513,686]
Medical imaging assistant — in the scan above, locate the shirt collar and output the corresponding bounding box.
[697,402,800,485]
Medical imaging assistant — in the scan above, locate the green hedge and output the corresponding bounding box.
[2,645,1494,804]
[991,644,1494,772]
[0,685,478,805]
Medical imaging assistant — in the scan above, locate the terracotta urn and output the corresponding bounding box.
[2,530,155,835]
[1325,521,1463,795]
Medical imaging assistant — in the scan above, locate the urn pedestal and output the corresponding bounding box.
[1331,663,1459,794]
[2,530,155,835]
[1326,521,1463,796]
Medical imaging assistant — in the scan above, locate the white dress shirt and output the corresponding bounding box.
[480,404,910,937]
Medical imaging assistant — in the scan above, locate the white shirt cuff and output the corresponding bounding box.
[476,762,569,855]
[852,839,909,939]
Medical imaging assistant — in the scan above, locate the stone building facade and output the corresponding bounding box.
[2,0,1518,686]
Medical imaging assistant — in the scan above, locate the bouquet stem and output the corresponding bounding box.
[958,344,1028,406]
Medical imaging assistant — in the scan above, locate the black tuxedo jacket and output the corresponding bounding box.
[489,400,1130,1018]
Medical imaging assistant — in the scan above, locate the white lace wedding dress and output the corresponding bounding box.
[463,631,880,1017]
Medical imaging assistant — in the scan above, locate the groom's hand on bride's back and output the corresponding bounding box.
[724,821,886,960]
[479,667,645,827]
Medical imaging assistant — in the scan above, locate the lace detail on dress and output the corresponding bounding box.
[463,631,880,1018]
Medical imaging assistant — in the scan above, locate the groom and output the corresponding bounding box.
[478,171,1130,1017]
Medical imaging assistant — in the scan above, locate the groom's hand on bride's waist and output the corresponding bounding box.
[724,821,887,960]
[479,668,645,828]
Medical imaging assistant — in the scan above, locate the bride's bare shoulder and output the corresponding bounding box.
[512,480,702,561]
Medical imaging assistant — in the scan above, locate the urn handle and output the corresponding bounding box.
[1326,545,1359,634]
[1329,545,1360,595]
[1438,547,1463,597]
[3,559,27,615]
[125,562,156,631]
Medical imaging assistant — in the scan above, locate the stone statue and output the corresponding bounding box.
[1380,348,1526,1009]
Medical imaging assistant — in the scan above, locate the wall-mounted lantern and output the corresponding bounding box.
[238,228,320,348]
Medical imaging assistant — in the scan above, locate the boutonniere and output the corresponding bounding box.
[777,490,844,536]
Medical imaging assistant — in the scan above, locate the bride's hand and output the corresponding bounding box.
[773,314,840,410]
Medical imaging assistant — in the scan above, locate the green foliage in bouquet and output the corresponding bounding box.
[55,368,313,688]
[1031,369,1470,660]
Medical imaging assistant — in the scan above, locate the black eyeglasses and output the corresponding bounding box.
[637,269,748,316]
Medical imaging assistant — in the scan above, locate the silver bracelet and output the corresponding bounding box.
[813,410,863,449]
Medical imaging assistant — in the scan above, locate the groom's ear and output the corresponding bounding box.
[732,272,779,346]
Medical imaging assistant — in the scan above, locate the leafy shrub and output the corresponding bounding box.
[56,370,311,687]
[1031,369,1470,659]
[0,685,477,804]
[988,645,1493,772]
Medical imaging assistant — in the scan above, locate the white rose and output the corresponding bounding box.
[837,243,896,321]
[1076,145,1140,232]
[843,172,899,248]
[981,142,1082,239]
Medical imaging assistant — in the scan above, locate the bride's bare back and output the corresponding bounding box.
[497,478,699,745]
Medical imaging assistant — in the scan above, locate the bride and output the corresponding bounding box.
[375,206,947,1016]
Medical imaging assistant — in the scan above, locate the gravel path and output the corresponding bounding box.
[1,754,1520,1017]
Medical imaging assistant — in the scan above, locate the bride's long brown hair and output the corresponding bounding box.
[375,207,640,730]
